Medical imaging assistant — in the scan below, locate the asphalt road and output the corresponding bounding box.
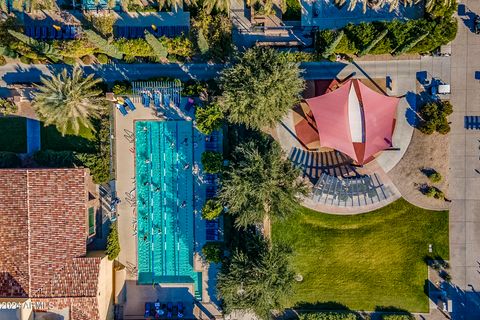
[0,60,435,86]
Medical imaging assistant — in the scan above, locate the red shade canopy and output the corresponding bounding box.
[305,79,399,165]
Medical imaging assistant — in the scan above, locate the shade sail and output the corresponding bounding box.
[305,80,399,165]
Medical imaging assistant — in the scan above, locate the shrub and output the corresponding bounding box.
[201,151,223,173]
[202,198,223,220]
[55,39,96,58]
[182,80,208,96]
[299,312,359,320]
[202,242,223,263]
[393,32,429,56]
[81,55,94,65]
[161,36,194,60]
[63,56,77,65]
[34,149,76,167]
[322,30,344,58]
[197,29,209,55]
[0,55,6,66]
[144,31,168,62]
[19,56,32,64]
[191,12,233,62]
[425,186,445,200]
[106,222,120,260]
[316,15,456,57]
[86,12,117,37]
[96,53,109,64]
[114,38,154,57]
[381,315,414,320]
[8,30,61,62]
[112,80,132,95]
[0,98,17,115]
[85,29,123,59]
[195,103,223,134]
[76,152,110,184]
[418,101,452,135]
[428,171,442,183]
[0,45,18,58]
[0,152,21,168]
[358,29,388,57]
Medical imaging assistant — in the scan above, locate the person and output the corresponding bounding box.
[183,163,190,170]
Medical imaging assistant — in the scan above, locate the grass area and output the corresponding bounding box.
[272,198,449,312]
[283,0,301,21]
[0,117,27,153]
[40,124,96,153]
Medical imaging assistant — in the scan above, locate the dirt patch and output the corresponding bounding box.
[388,129,450,211]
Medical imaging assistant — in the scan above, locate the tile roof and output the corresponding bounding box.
[0,169,101,303]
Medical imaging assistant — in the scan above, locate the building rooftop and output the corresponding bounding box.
[0,168,101,317]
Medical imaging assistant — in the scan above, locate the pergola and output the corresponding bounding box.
[304,79,399,165]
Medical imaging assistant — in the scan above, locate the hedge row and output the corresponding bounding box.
[316,16,457,58]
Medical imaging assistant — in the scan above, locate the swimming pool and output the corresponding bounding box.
[135,120,201,298]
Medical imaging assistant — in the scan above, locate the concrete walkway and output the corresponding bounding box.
[448,1,480,319]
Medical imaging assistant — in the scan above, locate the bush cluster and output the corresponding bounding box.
[106,222,120,260]
[418,100,453,135]
[425,186,445,200]
[316,12,457,57]
[0,151,21,168]
[191,11,233,62]
[0,98,17,115]
[201,150,223,173]
[202,198,223,220]
[298,312,359,320]
[202,242,223,263]
[381,315,414,320]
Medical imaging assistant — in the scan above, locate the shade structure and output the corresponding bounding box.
[305,79,399,165]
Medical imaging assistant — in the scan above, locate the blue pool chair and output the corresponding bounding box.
[41,26,47,39]
[116,103,128,116]
[142,93,150,107]
[153,92,161,109]
[124,98,136,111]
[164,94,170,107]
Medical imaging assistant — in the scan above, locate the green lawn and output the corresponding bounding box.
[272,198,449,312]
[0,117,27,153]
[40,124,96,153]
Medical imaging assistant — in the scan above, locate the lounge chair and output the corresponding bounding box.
[116,103,128,116]
[142,93,150,107]
[41,26,47,39]
[124,98,136,111]
[153,92,162,109]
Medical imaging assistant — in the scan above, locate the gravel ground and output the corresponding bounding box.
[388,129,450,211]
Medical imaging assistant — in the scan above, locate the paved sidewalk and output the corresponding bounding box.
[448,1,480,319]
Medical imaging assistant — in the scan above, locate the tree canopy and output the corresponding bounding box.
[219,137,308,228]
[217,236,295,320]
[32,66,105,136]
[219,47,304,130]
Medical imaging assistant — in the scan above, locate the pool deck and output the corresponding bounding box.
[113,96,222,318]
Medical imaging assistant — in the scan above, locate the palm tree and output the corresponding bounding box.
[33,66,105,136]
[156,0,195,11]
[203,0,230,14]
[219,138,308,229]
[217,237,295,320]
[334,0,421,13]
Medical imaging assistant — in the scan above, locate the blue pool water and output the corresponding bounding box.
[135,120,201,297]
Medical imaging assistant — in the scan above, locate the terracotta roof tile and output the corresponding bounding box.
[0,169,101,317]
